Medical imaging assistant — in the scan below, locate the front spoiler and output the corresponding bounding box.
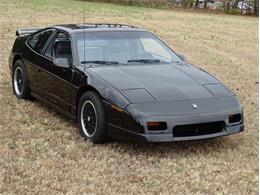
[107,123,244,142]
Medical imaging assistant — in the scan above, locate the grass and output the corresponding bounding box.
[0,0,258,194]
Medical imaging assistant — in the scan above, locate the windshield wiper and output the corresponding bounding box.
[81,60,120,65]
[127,59,161,64]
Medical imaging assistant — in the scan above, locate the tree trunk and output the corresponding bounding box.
[254,0,259,16]
[241,0,244,13]
[233,0,239,9]
[194,0,200,8]
[204,0,208,9]
[224,0,231,12]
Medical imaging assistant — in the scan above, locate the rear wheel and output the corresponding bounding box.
[77,91,107,144]
[12,60,31,99]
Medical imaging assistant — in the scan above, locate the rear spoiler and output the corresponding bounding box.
[16,28,43,36]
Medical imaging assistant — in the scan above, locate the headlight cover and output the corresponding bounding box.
[204,84,232,96]
[122,88,156,103]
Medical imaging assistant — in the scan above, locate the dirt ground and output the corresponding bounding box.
[0,0,258,194]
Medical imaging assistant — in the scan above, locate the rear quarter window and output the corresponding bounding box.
[27,29,54,53]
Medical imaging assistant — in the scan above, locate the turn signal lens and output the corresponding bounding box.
[111,105,124,112]
[147,122,167,131]
[229,114,242,123]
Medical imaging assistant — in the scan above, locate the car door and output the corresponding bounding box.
[24,29,55,93]
[41,31,75,112]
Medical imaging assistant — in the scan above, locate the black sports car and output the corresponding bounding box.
[9,24,244,143]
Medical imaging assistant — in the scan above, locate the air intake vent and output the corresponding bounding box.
[172,121,226,137]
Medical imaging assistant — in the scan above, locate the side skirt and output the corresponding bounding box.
[31,91,76,121]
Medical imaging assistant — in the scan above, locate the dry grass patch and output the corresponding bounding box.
[0,0,258,194]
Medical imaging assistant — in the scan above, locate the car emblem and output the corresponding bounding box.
[192,104,198,109]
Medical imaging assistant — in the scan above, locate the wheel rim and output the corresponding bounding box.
[80,100,97,137]
[14,67,24,96]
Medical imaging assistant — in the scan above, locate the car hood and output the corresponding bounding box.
[89,63,233,103]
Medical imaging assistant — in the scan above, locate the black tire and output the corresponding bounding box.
[12,59,31,99]
[77,91,106,144]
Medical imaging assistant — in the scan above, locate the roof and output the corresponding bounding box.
[53,23,146,33]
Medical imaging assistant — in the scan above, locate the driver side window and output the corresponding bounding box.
[45,32,73,66]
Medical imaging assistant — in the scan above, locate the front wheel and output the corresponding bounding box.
[77,91,107,144]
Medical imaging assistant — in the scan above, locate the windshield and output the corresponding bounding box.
[75,31,181,65]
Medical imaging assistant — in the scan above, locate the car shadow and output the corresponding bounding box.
[106,136,241,158]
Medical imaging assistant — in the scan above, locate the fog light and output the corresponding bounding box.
[229,114,242,124]
[147,122,167,130]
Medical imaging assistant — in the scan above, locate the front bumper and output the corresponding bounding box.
[106,96,244,142]
[107,123,244,142]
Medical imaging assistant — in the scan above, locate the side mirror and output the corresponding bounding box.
[178,54,187,62]
[53,58,70,68]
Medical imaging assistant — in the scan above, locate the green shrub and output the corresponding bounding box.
[227,8,241,15]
